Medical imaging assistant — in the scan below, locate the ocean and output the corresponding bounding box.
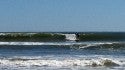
[0,32,125,70]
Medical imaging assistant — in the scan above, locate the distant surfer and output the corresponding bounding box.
[75,33,79,42]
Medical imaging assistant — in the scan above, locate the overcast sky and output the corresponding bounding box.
[0,0,125,32]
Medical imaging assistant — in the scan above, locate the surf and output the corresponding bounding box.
[0,56,124,67]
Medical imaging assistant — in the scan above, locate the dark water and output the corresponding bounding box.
[1,32,125,41]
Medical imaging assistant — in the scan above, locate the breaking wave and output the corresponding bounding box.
[1,32,125,42]
[0,42,125,50]
[0,56,124,68]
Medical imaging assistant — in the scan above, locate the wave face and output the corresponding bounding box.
[0,32,125,42]
[76,32,125,41]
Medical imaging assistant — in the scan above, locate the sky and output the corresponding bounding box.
[0,0,125,32]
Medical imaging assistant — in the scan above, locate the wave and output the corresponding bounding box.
[0,41,116,46]
[0,42,85,45]
[0,56,124,67]
[79,42,125,50]
[0,33,66,42]
[77,32,125,41]
[0,42,125,50]
[1,32,125,42]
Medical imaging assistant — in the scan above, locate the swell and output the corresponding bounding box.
[0,42,125,50]
[1,32,125,42]
[0,33,66,42]
[78,42,125,50]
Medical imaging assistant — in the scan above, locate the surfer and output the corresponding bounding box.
[75,33,79,42]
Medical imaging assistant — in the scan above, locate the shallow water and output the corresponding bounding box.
[0,41,125,70]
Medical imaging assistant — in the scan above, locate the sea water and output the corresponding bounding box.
[0,32,125,70]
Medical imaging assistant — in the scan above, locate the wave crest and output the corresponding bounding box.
[0,57,122,67]
[0,42,125,50]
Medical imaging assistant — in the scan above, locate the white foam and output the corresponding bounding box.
[0,33,6,35]
[79,42,115,49]
[0,42,87,46]
[0,42,118,46]
[0,42,80,45]
[64,34,76,41]
[0,57,124,67]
